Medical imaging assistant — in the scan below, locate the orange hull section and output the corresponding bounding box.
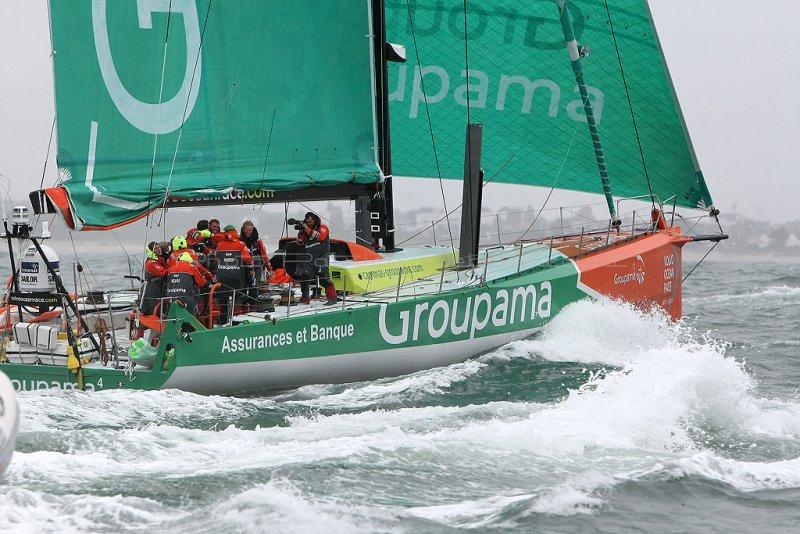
[575,228,691,320]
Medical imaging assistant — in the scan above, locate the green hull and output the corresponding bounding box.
[2,231,688,394]
[2,250,580,393]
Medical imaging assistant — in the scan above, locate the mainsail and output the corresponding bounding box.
[46,0,382,230]
[385,0,714,209]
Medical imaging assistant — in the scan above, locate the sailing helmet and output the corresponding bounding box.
[146,242,159,261]
[178,252,194,263]
[172,235,188,251]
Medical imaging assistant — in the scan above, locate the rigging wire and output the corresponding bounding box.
[143,0,213,254]
[602,0,656,211]
[258,108,278,190]
[682,240,719,282]
[517,120,582,242]
[39,116,57,190]
[404,0,456,253]
[462,0,472,127]
[144,0,176,230]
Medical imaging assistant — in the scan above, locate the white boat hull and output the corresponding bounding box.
[163,328,539,394]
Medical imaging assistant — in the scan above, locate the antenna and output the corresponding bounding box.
[0,174,10,222]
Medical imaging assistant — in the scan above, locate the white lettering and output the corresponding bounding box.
[412,302,430,341]
[537,281,552,318]
[496,75,560,116]
[454,69,489,109]
[92,0,202,134]
[470,292,492,338]
[510,285,537,324]
[378,283,555,344]
[428,300,449,338]
[410,65,450,119]
[492,289,509,327]
[450,297,472,336]
[567,85,605,124]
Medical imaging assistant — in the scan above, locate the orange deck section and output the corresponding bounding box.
[534,227,691,320]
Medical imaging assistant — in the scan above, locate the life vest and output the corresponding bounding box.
[165,271,196,311]
[215,231,252,290]
[140,258,167,315]
[297,224,331,279]
[165,262,206,315]
[215,248,247,289]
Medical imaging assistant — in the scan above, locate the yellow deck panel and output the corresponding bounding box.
[329,247,456,293]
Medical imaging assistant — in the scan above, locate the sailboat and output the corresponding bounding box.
[1,0,725,394]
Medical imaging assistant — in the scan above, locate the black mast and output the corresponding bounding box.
[359,0,398,252]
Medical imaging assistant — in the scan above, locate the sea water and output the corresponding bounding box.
[1,260,799,533]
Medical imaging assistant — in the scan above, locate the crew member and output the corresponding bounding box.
[297,211,337,305]
[164,252,208,316]
[209,218,225,248]
[140,242,167,315]
[187,219,213,255]
[240,220,272,285]
[215,225,254,319]
[168,235,215,284]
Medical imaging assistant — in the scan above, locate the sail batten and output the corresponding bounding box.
[385,0,714,209]
[49,1,382,229]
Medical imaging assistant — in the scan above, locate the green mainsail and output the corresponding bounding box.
[50,0,381,229]
[385,0,713,209]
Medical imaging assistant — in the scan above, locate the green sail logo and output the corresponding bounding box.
[92,0,202,134]
[378,282,552,345]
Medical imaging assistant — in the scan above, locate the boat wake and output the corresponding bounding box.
[3,299,800,531]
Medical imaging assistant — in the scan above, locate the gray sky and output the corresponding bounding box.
[0,0,798,228]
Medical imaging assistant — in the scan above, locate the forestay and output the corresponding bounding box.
[385,0,714,209]
[49,0,381,229]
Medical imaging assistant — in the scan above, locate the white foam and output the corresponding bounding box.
[17,388,275,432]
[200,479,396,534]
[407,474,610,528]
[485,299,681,366]
[623,452,800,492]
[6,298,800,525]
[0,488,183,533]
[279,359,486,409]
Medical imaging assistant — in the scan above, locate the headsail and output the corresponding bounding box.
[385,0,714,209]
[47,0,381,230]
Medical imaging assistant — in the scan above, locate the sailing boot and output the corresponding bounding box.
[324,284,338,306]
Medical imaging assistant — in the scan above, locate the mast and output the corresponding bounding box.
[556,0,620,226]
[361,0,399,251]
[457,124,484,269]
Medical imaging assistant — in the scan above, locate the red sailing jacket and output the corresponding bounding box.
[186,227,214,253]
[297,223,330,244]
[216,231,254,265]
[144,257,168,279]
[168,248,215,282]
[166,260,208,288]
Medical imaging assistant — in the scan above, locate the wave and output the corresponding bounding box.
[5,299,800,527]
[0,481,393,534]
[0,488,183,533]
[684,285,800,305]
[275,359,486,409]
[623,452,800,492]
